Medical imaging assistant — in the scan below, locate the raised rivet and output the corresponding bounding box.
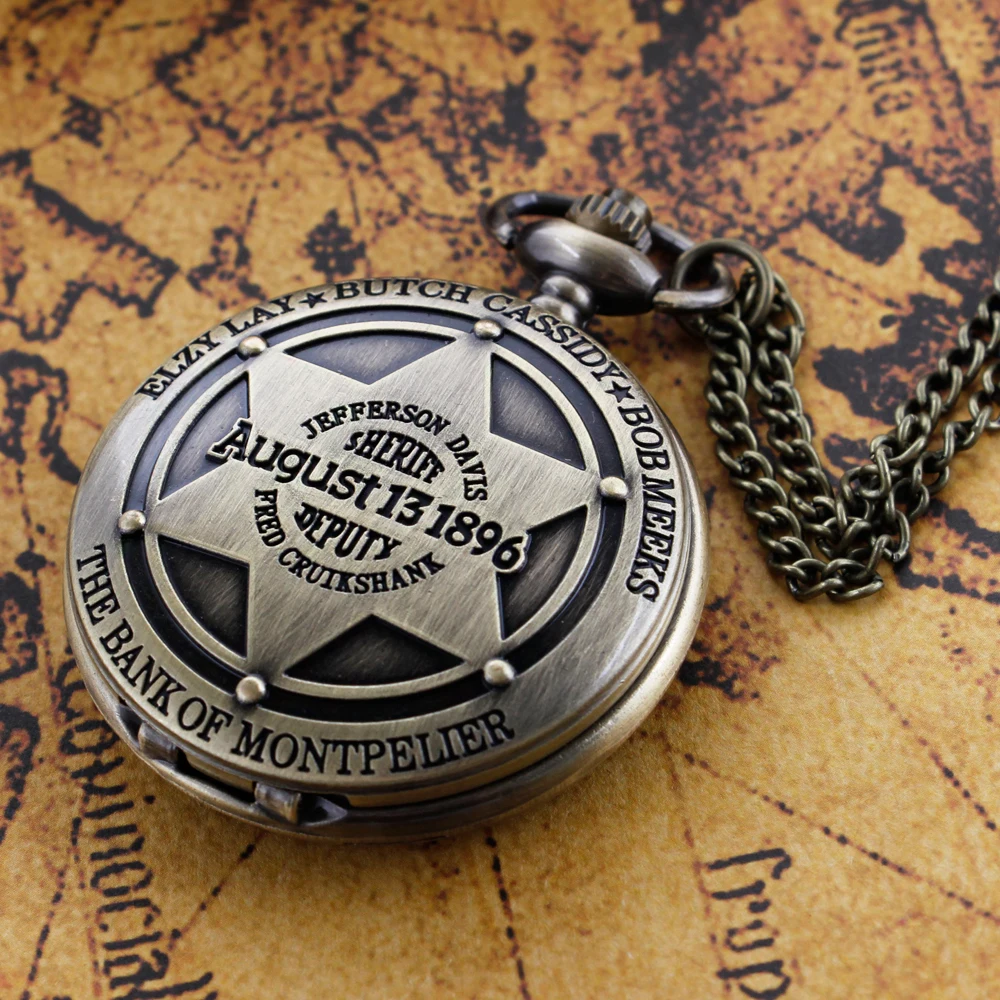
[237,335,267,358]
[473,319,503,340]
[117,509,146,535]
[483,658,516,688]
[236,674,268,705]
[599,476,629,501]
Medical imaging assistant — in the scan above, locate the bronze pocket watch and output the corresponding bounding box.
[65,188,1000,840]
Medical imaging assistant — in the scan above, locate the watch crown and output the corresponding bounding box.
[566,187,653,253]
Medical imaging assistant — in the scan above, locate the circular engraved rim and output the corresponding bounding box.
[65,278,708,834]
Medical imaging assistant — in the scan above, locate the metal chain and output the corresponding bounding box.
[680,242,1000,601]
[483,188,1000,602]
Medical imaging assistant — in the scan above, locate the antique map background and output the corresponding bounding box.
[1,0,999,996]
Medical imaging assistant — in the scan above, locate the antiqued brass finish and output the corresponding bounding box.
[66,273,708,840]
[70,183,1000,839]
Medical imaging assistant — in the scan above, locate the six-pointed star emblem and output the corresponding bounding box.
[145,332,601,681]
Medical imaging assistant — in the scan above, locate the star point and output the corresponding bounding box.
[145,334,601,682]
[606,381,634,403]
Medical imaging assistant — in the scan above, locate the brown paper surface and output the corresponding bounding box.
[1,1,999,996]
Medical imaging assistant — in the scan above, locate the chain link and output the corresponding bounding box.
[483,188,1000,602]
[683,242,1000,601]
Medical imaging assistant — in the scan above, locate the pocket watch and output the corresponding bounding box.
[64,187,1000,840]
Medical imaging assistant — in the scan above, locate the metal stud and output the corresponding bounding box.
[483,658,516,688]
[599,476,629,501]
[236,674,268,705]
[472,318,503,340]
[237,335,268,358]
[117,509,146,535]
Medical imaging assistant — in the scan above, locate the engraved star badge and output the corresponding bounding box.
[143,328,602,685]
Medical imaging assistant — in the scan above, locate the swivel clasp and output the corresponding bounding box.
[484,187,737,328]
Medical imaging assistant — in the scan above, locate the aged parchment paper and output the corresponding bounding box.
[1,1,999,996]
